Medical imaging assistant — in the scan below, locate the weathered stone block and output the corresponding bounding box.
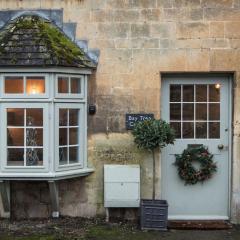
[157,0,174,8]
[141,9,161,21]
[98,23,130,38]
[131,23,150,38]
[111,10,139,22]
[210,22,225,38]
[131,38,159,49]
[225,21,240,38]
[174,0,201,8]
[202,0,233,8]
[186,49,210,71]
[151,22,175,38]
[204,8,240,21]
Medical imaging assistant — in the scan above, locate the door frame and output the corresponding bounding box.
[160,73,233,220]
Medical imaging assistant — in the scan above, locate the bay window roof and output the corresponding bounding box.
[0,15,96,68]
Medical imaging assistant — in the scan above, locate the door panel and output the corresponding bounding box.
[161,75,231,220]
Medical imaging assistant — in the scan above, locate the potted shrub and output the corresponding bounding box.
[132,119,175,230]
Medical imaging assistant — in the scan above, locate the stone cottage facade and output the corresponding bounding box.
[0,0,240,223]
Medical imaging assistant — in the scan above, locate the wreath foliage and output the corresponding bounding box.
[174,146,217,185]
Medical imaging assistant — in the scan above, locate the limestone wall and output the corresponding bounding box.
[1,0,240,222]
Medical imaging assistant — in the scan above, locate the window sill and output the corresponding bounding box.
[0,168,94,181]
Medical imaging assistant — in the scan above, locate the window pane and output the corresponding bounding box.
[209,103,220,120]
[170,85,181,102]
[170,122,181,138]
[26,148,43,166]
[196,103,207,120]
[71,77,81,94]
[209,84,220,102]
[26,129,43,146]
[58,77,69,93]
[59,147,68,165]
[7,148,24,166]
[69,147,78,164]
[26,77,45,94]
[196,122,207,139]
[183,103,194,120]
[5,77,23,93]
[69,128,78,145]
[59,128,68,146]
[209,122,220,139]
[69,109,79,126]
[183,122,194,138]
[59,109,68,126]
[196,85,207,102]
[170,103,181,120]
[7,128,24,146]
[183,85,194,102]
[26,109,43,126]
[7,109,24,126]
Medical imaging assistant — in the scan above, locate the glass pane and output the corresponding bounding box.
[58,77,69,93]
[209,103,220,120]
[26,148,43,166]
[26,77,45,94]
[71,77,81,94]
[196,122,207,139]
[183,103,194,120]
[170,122,181,138]
[69,109,79,126]
[26,129,43,146]
[170,85,181,102]
[59,128,68,146]
[7,148,24,166]
[59,109,68,126]
[59,147,68,165]
[183,85,194,102]
[170,103,181,120]
[209,122,220,138]
[209,84,220,102]
[69,127,78,145]
[196,85,207,102]
[7,109,24,126]
[5,77,24,93]
[183,122,194,138]
[7,128,24,146]
[26,109,43,126]
[196,103,207,120]
[69,147,78,164]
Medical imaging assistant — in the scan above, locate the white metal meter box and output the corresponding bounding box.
[104,164,140,208]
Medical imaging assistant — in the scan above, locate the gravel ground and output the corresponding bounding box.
[0,218,240,240]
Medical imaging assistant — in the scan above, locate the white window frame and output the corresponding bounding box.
[55,74,85,99]
[0,102,49,173]
[2,73,49,99]
[55,103,85,172]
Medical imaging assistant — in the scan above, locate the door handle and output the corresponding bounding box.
[218,144,224,150]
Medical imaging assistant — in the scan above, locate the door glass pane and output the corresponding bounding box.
[209,122,220,138]
[58,77,69,93]
[7,148,24,166]
[170,122,181,138]
[69,109,79,126]
[209,84,220,102]
[59,128,68,145]
[69,147,78,164]
[71,77,81,94]
[209,103,220,120]
[183,103,194,120]
[170,85,181,102]
[69,128,78,145]
[196,122,207,139]
[5,77,24,93]
[59,147,68,165]
[59,109,68,126]
[170,103,181,120]
[26,77,45,94]
[26,129,43,146]
[196,103,207,120]
[26,109,43,126]
[26,148,43,166]
[196,85,207,102]
[7,128,24,146]
[183,122,194,138]
[7,109,24,126]
[183,85,194,102]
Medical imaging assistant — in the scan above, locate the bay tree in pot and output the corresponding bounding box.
[132,119,175,230]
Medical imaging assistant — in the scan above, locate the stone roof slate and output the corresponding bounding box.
[0,15,96,69]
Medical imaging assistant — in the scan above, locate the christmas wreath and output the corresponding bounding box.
[174,146,217,185]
